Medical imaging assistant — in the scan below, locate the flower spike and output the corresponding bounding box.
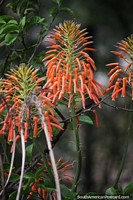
[106,34,133,100]
[43,20,104,108]
[0,64,62,142]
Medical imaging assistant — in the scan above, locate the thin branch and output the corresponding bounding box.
[0,121,16,197]
[102,101,133,112]
[0,153,5,200]
[21,31,28,50]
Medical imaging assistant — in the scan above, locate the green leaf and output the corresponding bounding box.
[0,15,13,22]
[26,16,47,29]
[79,115,93,125]
[0,18,6,24]
[38,178,56,192]
[8,191,17,200]
[10,173,20,182]
[35,166,45,180]
[8,19,18,25]
[106,187,118,195]
[23,178,34,192]
[24,172,35,180]
[26,143,33,165]
[4,33,18,45]
[106,186,123,195]
[61,185,76,199]
[124,182,133,195]
[0,24,19,35]
[19,16,26,29]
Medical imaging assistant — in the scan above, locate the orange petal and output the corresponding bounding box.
[121,77,127,97]
[76,58,82,70]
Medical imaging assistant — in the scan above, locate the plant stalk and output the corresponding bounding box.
[71,99,82,192]
[35,96,61,200]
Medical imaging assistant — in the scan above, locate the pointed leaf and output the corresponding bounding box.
[5,33,18,45]
[24,172,35,180]
[0,15,13,22]
[106,187,118,195]
[106,186,123,195]
[10,173,20,182]
[19,16,26,28]
[8,20,18,25]
[79,115,93,125]
[0,18,6,24]
[61,184,76,199]
[0,24,19,35]
[26,16,47,29]
[124,182,133,195]
[8,191,17,200]
[35,166,45,180]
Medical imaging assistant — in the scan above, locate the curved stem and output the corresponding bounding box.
[71,99,82,192]
[0,120,16,197]
[35,97,61,200]
[113,107,132,189]
[16,129,25,200]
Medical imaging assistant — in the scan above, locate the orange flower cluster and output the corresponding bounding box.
[43,21,104,108]
[106,35,133,101]
[0,64,62,142]
[27,158,73,199]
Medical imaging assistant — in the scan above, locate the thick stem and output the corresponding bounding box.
[71,99,82,192]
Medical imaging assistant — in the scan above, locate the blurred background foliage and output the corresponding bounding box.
[0,0,133,195]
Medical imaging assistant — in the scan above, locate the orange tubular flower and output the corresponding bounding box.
[106,35,133,101]
[43,21,105,108]
[0,64,62,142]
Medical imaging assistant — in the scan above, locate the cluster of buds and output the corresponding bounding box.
[27,158,73,199]
[0,64,62,142]
[43,21,104,108]
[106,35,133,100]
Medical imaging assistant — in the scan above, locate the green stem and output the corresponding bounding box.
[113,109,132,189]
[71,99,82,192]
